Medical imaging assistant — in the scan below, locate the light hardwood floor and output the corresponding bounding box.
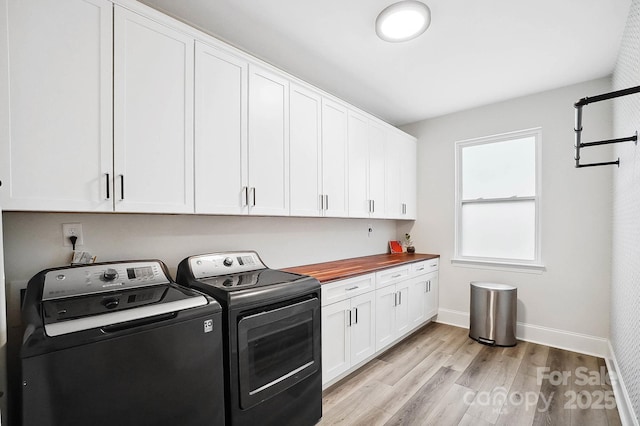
[320,322,622,426]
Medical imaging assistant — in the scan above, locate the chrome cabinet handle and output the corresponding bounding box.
[119,174,124,200]
[325,194,329,211]
[347,309,352,327]
[398,291,402,305]
[250,187,256,207]
[430,263,437,267]
[391,274,402,278]
[394,292,398,306]
[319,194,324,210]
[345,286,359,291]
[354,307,358,324]
[372,199,375,213]
[416,267,425,271]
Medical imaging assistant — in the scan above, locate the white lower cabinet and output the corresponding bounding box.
[408,271,439,329]
[320,258,440,387]
[322,282,376,385]
[321,293,376,383]
[375,280,410,352]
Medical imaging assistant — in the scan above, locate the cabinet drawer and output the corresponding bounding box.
[375,265,411,289]
[321,274,375,306]
[411,259,439,275]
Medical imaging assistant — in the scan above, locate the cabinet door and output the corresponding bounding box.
[347,111,369,218]
[114,8,194,213]
[395,281,410,336]
[289,83,321,217]
[321,99,349,217]
[425,271,439,320]
[368,120,386,218]
[400,135,417,219]
[248,65,289,215]
[408,276,427,329]
[385,131,403,219]
[194,42,248,215]
[350,291,376,366]
[322,300,351,384]
[375,284,397,352]
[1,0,113,211]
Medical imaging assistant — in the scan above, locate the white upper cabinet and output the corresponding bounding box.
[194,42,248,215]
[368,120,386,218]
[386,130,417,219]
[1,0,113,211]
[400,134,417,219]
[348,111,370,218]
[247,65,289,216]
[113,7,194,214]
[385,131,403,218]
[348,111,387,218]
[289,86,349,218]
[289,83,322,217]
[1,0,416,219]
[321,99,349,218]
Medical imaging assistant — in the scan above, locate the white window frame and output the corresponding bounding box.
[453,128,544,271]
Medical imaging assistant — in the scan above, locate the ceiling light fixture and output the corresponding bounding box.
[375,0,431,43]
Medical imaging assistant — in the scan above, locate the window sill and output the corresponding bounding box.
[451,258,546,274]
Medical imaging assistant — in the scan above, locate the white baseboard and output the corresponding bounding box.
[606,341,639,426]
[435,308,609,357]
[436,308,469,329]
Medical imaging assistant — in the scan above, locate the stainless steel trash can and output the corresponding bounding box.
[469,282,517,347]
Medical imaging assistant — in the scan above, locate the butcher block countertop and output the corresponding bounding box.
[282,253,440,284]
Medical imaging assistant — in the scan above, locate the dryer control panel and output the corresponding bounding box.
[189,251,266,279]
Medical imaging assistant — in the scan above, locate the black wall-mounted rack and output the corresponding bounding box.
[574,85,640,168]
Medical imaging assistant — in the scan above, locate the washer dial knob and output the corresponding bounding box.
[102,268,118,281]
[223,257,234,267]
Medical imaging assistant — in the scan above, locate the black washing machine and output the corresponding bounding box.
[176,251,322,426]
[20,260,225,426]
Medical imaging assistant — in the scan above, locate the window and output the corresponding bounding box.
[454,128,542,269]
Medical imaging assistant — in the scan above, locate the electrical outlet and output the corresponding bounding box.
[62,223,84,247]
[368,224,374,237]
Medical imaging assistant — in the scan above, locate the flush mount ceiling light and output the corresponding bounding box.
[375,0,431,43]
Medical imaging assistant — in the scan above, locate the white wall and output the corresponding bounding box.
[2,212,397,284]
[611,0,640,421]
[401,77,614,355]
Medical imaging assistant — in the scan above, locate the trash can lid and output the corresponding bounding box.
[470,281,516,291]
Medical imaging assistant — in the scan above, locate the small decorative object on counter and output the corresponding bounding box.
[404,233,415,253]
[389,240,403,254]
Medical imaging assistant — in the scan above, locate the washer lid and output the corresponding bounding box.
[195,269,308,291]
[42,284,209,337]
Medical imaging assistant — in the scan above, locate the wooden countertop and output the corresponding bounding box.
[282,253,440,283]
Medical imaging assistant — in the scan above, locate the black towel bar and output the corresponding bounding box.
[574,85,640,168]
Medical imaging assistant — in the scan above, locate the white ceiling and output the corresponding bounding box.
[139,0,630,126]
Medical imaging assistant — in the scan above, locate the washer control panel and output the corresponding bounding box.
[189,251,265,279]
[42,261,169,300]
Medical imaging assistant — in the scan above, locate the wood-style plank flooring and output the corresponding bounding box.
[319,322,622,426]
